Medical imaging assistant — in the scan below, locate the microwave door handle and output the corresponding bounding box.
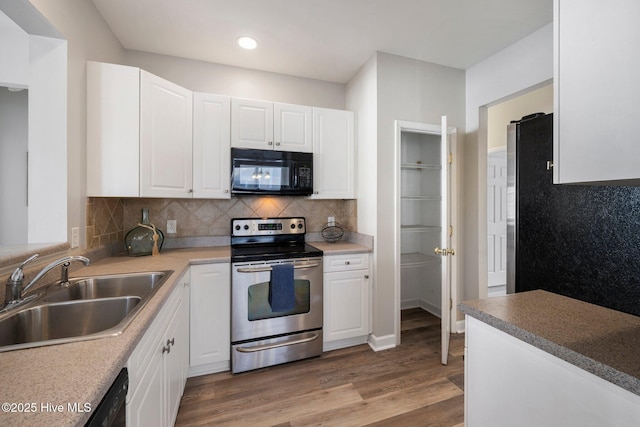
[236,262,321,273]
[293,167,298,189]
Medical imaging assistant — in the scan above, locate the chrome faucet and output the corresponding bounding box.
[25,255,91,291]
[3,254,91,310]
[4,253,40,306]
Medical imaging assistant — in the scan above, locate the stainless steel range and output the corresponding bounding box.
[230,217,323,373]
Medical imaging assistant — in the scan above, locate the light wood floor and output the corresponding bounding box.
[176,308,465,426]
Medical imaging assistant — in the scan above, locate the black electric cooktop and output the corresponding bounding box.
[231,242,322,262]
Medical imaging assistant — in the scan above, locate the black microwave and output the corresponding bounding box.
[231,148,314,196]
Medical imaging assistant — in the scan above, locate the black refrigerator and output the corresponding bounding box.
[506,113,640,317]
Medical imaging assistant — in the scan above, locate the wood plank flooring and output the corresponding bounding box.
[176,308,465,426]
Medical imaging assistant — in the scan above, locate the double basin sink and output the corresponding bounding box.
[0,271,172,352]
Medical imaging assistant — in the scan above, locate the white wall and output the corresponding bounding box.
[27,35,68,244]
[30,0,126,248]
[465,23,553,301]
[0,5,69,247]
[488,84,553,150]
[123,50,345,109]
[0,89,28,244]
[0,11,29,87]
[346,54,377,237]
[374,52,465,340]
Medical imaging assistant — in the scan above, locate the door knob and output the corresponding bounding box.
[434,247,455,256]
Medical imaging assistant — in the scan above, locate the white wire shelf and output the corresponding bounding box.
[400,195,442,201]
[401,162,441,170]
[401,225,441,233]
[400,252,441,267]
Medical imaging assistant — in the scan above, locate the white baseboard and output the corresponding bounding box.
[401,298,419,310]
[420,299,441,318]
[401,299,442,318]
[488,284,507,297]
[368,333,396,351]
[455,320,466,334]
[323,335,369,352]
[187,360,230,378]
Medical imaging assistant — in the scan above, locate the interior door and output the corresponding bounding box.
[487,149,507,293]
[438,116,456,366]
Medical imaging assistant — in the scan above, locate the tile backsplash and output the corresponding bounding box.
[87,197,356,249]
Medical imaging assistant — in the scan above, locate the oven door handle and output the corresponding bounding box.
[235,332,320,353]
[235,262,321,273]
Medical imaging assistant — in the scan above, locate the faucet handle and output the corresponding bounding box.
[8,254,39,284]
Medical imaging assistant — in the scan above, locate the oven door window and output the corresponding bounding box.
[247,279,311,320]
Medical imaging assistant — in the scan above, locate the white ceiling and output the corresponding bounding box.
[91,0,553,84]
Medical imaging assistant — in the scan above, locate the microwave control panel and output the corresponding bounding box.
[298,167,312,187]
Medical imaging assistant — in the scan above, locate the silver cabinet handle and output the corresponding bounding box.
[364,275,369,279]
[268,141,273,145]
[345,261,350,265]
[236,332,319,353]
[236,262,321,273]
[224,189,229,193]
[275,142,281,146]
[162,344,170,354]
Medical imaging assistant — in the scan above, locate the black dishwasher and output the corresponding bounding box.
[85,368,128,427]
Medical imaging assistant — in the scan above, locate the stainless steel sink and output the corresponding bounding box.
[42,271,168,302]
[0,270,172,352]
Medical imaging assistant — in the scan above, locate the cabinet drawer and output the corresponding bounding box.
[324,253,370,273]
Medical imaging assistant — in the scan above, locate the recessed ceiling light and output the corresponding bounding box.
[237,36,258,50]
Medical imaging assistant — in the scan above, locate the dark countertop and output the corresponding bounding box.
[459,290,640,396]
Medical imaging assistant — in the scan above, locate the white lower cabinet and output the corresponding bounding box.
[127,273,190,427]
[323,253,371,351]
[188,263,231,376]
[465,316,640,427]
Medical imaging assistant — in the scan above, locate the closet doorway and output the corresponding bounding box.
[395,118,458,365]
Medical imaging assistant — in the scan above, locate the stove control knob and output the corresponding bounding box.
[235,225,241,231]
[290,224,296,229]
[298,224,303,229]
[244,225,249,230]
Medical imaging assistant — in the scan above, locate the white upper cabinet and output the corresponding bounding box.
[554,0,640,184]
[274,103,313,152]
[87,61,140,197]
[87,62,194,198]
[231,98,313,152]
[140,71,193,198]
[193,93,231,199]
[311,107,355,199]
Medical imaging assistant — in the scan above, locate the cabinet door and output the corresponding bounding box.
[274,103,313,152]
[140,70,193,198]
[86,61,140,197]
[190,263,231,367]
[231,98,274,150]
[164,297,185,426]
[554,0,640,184]
[324,269,370,342]
[193,93,231,198]
[127,339,165,427]
[311,108,355,199]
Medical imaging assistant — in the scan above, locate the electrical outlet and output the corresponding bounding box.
[71,227,80,248]
[167,220,177,234]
